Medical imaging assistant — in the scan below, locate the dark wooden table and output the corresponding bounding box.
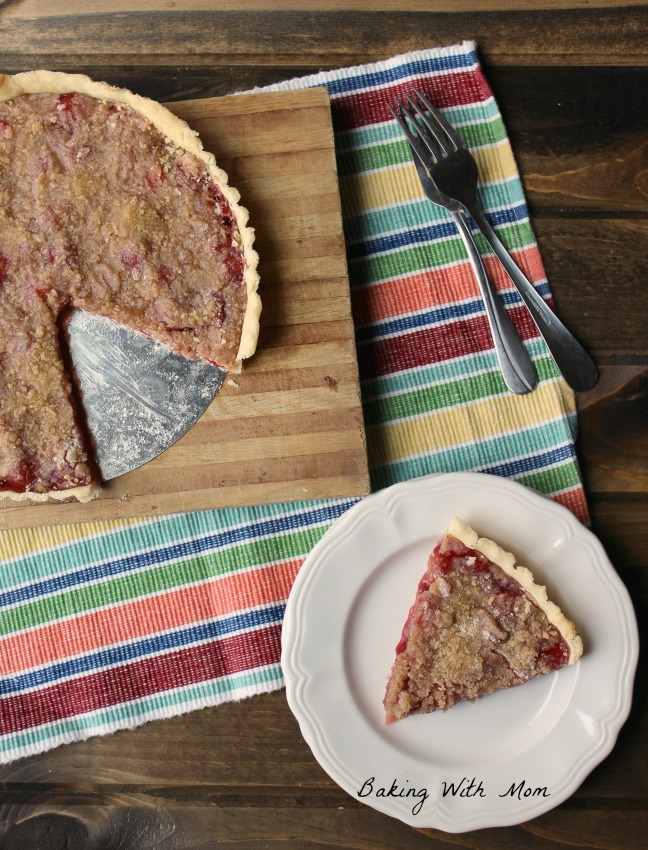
[0,2,646,848]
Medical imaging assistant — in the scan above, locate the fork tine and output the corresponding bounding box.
[413,88,464,150]
[388,100,436,169]
[387,100,413,142]
[404,93,452,157]
[394,96,445,167]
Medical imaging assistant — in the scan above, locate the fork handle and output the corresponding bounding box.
[452,210,537,395]
[467,204,598,392]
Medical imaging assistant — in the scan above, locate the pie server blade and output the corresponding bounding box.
[65,309,226,481]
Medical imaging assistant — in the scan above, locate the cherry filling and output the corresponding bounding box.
[395,617,414,655]
[121,248,141,269]
[184,175,245,279]
[1,458,39,492]
[225,250,245,283]
[0,461,82,494]
[146,162,163,189]
[212,295,227,325]
[541,639,570,667]
[55,93,82,130]
[0,252,8,288]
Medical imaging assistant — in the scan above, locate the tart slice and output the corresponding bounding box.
[383,517,583,722]
[0,71,260,502]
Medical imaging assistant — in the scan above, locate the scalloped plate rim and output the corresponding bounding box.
[281,472,639,831]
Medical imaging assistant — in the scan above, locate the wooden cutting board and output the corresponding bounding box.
[0,87,370,529]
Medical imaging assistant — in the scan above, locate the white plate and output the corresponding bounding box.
[282,472,639,832]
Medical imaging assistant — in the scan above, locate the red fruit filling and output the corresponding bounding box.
[0,252,8,288]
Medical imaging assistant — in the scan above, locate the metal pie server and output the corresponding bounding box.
[65,310,225,481]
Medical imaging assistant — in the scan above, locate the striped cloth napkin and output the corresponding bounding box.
[0,41,587,763]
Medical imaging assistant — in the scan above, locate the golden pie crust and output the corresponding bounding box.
[0,71,261,503]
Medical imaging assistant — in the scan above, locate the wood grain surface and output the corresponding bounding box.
[0,1,646,849]
[0,86,370,529]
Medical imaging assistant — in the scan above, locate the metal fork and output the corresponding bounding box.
[389,101,537,395]
[396,89,598,392]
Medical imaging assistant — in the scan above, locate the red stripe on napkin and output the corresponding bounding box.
[0,623,282,735]
[357,305,537,380]
[330,71,492,131]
